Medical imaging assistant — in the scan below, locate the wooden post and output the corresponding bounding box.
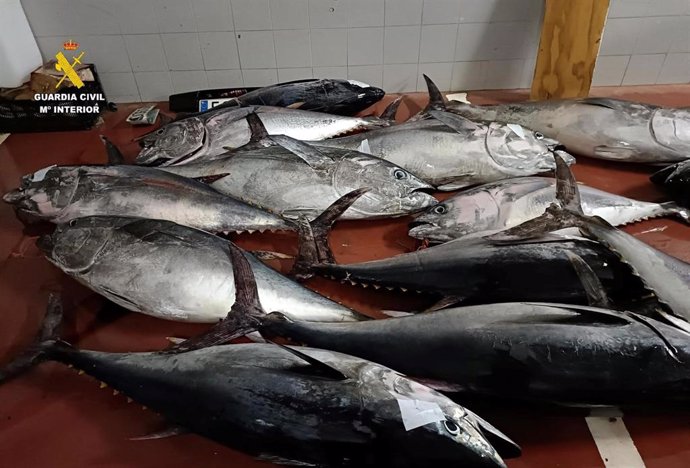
[530,0,610,100]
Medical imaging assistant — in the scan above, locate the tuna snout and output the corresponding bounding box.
[2,189,25,204]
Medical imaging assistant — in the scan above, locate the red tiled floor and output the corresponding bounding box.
[1,85,690,467]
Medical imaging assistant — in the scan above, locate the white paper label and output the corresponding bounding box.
[358,139,372,154]
[446,92,470,104]
[32,165,56,182]
[347,80,370,88]
[397,398,445,431]
[507,123,526,139]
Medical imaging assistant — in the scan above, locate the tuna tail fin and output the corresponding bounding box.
[660,201,690,224]
[164,241,265,353]
[0,294,64,383]
[487,154,599,242]
[380,96,404,122]
[290,188,369,280]
[100,135,125,165]
[650,162,679,185]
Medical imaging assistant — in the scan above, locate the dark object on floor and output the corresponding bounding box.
[651,160,690,208]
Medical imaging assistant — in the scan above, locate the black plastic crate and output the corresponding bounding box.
[0,64,109,133]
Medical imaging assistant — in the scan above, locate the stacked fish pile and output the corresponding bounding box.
[3,76,690,468]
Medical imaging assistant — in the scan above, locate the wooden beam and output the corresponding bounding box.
[530,0,610,100]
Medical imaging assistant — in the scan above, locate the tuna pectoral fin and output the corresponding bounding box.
[380,96,404,122]
[270,135,335,169]
[593,145,637,160]
[566,252,612,309]
[424,295,465,312]
[270,341,348,381]
[0,294,63,383]
[130,425,188,441]
[164,241,264,353]
[465,408,522,459]
[192,173,231,184]
[290,188,369,280]
[428,110,481,134]
[99,135,125,165]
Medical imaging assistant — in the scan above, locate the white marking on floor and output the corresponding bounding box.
[585,408,646,468]
[0,134,9,146]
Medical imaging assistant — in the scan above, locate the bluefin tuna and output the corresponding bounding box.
[447,98,690,163]
[0,295,510,468]
[136,105,388,166]
[161,118,436,220]
[409,176,690,242]
[2,164,292,234]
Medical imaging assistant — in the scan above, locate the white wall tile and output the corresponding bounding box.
[484,59,525,89]
[592,55,631,86]
[487,0,543,23]
[422,0,461,24]
[243,68,280,86]
[599,18,641,56]
[171,70,209,93]
[456,0,496,23]
[309,0,348,28]
[657,53,690,83]
[383,64,419,92]
[278,67,314,81]
[385,0,423,25]
[99,72,141,102]
[384,26,421,64]
[206,69,244,87]
[154,0,197,33]
[349,0,384,27]
[135,71,174,101]
[455,22,485,61]
[112,0,159,35]
[161,33,205,70]
[22,0,70,36]
[124,35,168,72]
[192,0,234,32]
[634,17,688,55]
[669,16,690,53]
[68,0,121,35]
[451,61,486,90]
[274,30,311,67]
[622,54,665,85]
[200,32,241,69]
[417,62,453,91]
[348,27,384,65]
[85,35,133,73]
[270,0,309,29]
[236,31,277,68]
[608,0,650,18]
[520,57,536,88]
[652,0,689,16]
[420,24,457,62]
[348,65,383,87]
[311,29,348,66]
[232,0,272,30]
[313,66,349,79]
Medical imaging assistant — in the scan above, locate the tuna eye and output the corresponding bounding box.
[433,204,447,215]
[393,169,407,180]
[444,419,460,435]
[156,129,164,135]
[534,131,544,140]
[69,219,77,227]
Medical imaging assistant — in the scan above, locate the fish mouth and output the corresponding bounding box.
[407,190,438,211]
[3,189,24,204]
[408,220,436,239]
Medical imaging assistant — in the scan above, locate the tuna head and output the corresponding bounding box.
[3,166,81,222]
[360,364,508,467]
[335,79,385,110]
[486,122,575,176]
[409,191,500,242]
[334,153,437,218]
[136,117,205,166]
[37,217,121,274]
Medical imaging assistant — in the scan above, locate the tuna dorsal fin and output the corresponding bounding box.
[428,110,481,133]
[380,96,404,121]
[290,188,369,280]
[270,341,348,381]
[464,408,522,459]
[565,251,611,309]
[100,135,125,165]
[270,135,334,169]
[246,112,270,143]
[486,154,593,242]
[423,74,447,111]
[163,241,263,353]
